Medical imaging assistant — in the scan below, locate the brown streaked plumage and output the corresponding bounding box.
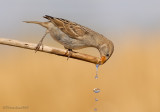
[24,15,114,64]
[44,16,92,39]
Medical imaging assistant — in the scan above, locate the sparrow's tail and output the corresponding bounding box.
[23,21,50,29]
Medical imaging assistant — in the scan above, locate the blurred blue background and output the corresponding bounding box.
[0,0,160,40]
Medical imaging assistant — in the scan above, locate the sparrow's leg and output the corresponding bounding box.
[35,30,49,53]
[64,49,73,60]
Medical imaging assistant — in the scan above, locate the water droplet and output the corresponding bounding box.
[95,74,98,79]
[95,64,100,79]
[94,108,97,111]
[96,64,99,73]
[95,98,99,101]
[93,88,101,93]
[94,64,100,111]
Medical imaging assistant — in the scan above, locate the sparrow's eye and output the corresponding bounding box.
[106,54,110,57]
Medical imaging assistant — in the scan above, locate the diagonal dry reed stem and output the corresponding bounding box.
[0,38,100,64]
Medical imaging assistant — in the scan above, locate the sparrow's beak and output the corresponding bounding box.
[100,56,107,65]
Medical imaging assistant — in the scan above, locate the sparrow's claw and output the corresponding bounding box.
[65,49,73,60]
[35,41,43,52]
[67,51,72,60]
[35,30,49,53]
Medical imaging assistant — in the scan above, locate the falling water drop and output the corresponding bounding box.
[94,64,100,111]
[95,74,98,79]
[96,64,99,74]
[95,98,99,101]
[93,88,101,93]
[96,64,99,71]
[95,64,99,79]
[94,108,97,111]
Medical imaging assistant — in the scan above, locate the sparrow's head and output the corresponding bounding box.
[98,40,114,64]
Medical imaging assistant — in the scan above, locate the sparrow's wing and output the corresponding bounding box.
[44,15,90,40]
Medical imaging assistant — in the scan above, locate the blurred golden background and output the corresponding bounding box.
[1,0,160,112]
[0,32,160,112]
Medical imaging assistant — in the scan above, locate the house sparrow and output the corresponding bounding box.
[24,15,114,64]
